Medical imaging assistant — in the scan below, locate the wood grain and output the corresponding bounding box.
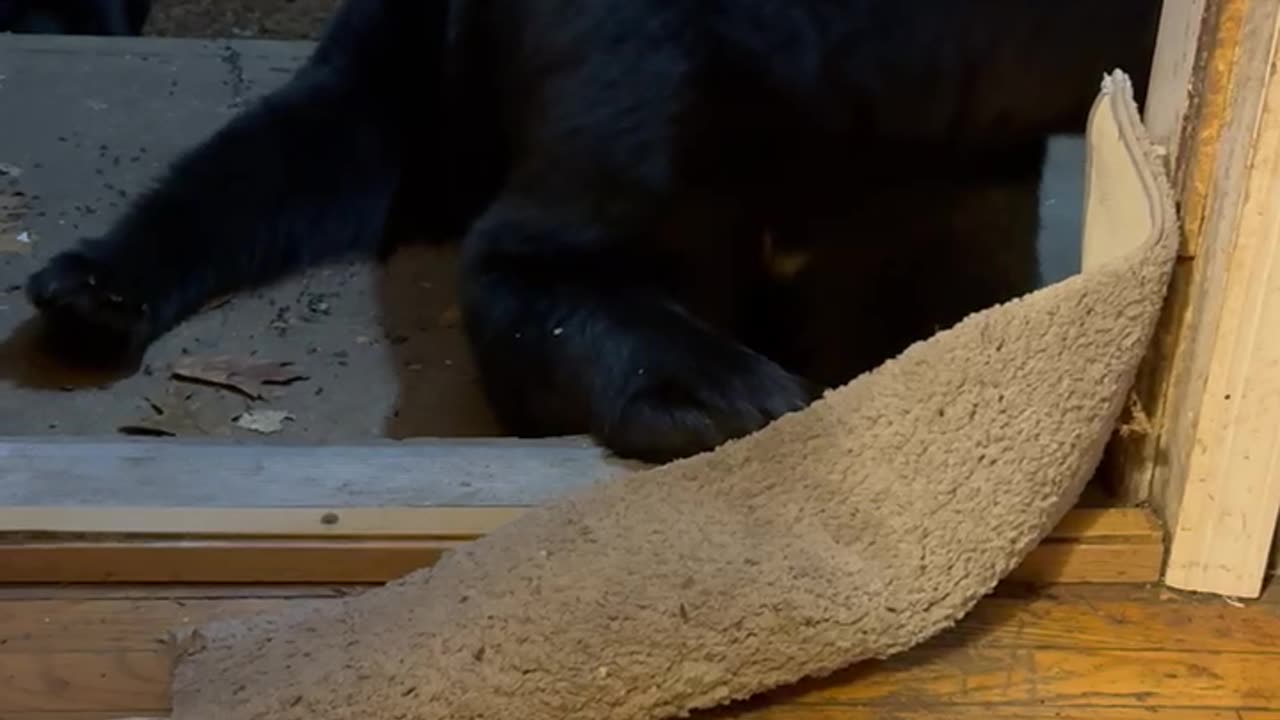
[8,506,1152,541]
[777,647,1279,708]
[3,583,1276,715]
[22,708,1277,720]
[0,652,169,712]
[0,508,1164,585]
[719,707,1280,719]
[1006,537,1164,584]
[1040,509,1162,540]
[1102,0,1230,517]
[1109,0,1280,595]
[0,599,295,653]
[0,540,464,583]
[1096,0,1207,504]
[0,506,525,538]
[1157,0,1280,598]
[0,585,366,601]
[1143,0,1212,160]
[0,436,640,509]
[5,709,1280,720]
[4,646,1276,714]
[3,588,1276,656]
[952,593,1280,652]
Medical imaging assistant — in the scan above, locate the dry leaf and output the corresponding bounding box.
[233,409,295,434]
[171,355,308,399]
[200,294,233,313]
[119,390,216,437]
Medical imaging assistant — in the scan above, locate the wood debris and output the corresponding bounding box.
[118,389,218,437]
[171,355,308,400]
[200,294,233,313]
[0,191,32,255]
[233,409,295,434]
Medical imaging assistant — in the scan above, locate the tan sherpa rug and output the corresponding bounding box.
[140,70,1178,720]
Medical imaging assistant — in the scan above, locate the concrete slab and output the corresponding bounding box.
[0,34,1085,442]
[1041,137,1086,284]
[0,35,499,441]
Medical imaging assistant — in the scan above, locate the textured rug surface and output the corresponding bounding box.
[160,71,1178,720]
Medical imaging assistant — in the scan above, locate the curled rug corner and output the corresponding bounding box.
[161,70,1179,720]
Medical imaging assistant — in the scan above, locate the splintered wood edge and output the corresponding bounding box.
[1158,0,1280,598]
[0,507,1165,585]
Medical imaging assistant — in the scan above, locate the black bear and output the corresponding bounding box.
[1,0,150,35]
[24,0,1164,462]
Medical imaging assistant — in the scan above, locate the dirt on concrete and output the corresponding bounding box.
[0,17,1087,446]
[0,35,501,442]
[145,0,338,40]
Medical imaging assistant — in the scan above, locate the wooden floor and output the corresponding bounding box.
[0,580,1275,719]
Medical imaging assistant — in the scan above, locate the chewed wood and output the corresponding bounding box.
[1158,0,1280,597]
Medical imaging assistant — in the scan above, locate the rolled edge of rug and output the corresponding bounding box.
[161,69,1180,720]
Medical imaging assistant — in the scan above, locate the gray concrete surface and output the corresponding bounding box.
[1040,138,1086,285]
[0,35,499,441]
[0,34,1085,442]
[145,0,338,40]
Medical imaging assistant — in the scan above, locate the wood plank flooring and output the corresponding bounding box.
[0,581,1274,719]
